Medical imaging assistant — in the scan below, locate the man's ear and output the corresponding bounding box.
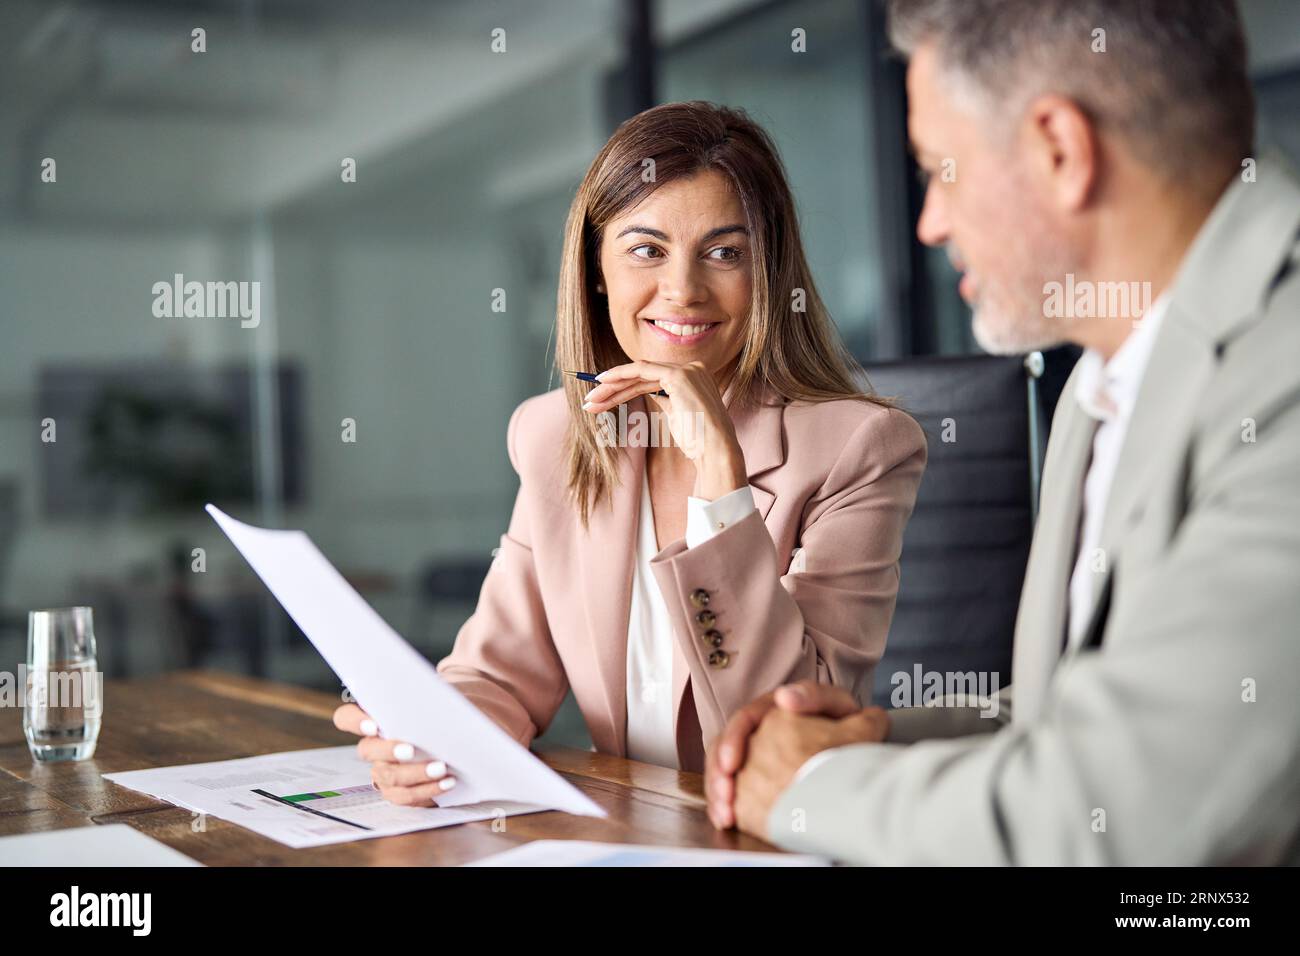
[1023,93,1098,212]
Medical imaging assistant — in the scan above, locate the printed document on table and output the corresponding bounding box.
[104,745,547,849]
[204,504,604,819]
[0,824,203,866]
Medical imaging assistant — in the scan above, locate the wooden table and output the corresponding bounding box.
[0,670,781,865]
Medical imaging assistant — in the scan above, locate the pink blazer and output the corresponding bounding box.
[436,383,927,771]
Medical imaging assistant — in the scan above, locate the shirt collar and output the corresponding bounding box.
[1073,292,1171,423]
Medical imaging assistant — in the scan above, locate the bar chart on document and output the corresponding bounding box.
[250,783,428,838]
[104,746,547,849]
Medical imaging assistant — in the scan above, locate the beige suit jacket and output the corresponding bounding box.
[437,383,926,771]
[772,163,1300,864]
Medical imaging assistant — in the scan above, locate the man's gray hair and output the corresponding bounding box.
[887,0,1255,184]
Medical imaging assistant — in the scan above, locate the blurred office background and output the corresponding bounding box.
[1,0,1297,747]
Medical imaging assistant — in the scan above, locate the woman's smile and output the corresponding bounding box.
[642,317,723,346]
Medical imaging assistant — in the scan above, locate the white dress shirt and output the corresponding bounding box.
[791,295,1171,786]
[1066,292,1169,644]
[624,469,756,768]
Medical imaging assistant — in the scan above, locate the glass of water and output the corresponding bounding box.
[25,607,103,762]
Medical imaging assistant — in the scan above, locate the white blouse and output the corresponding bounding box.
[624,466,756,768]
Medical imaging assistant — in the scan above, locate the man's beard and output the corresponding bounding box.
[971,294,1068,355]
[968,216,1078,356]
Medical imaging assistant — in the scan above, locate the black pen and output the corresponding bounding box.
[564,369,669,397]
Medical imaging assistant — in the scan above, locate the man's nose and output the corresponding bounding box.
[915,181,949,248]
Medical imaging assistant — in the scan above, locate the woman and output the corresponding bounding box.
[334,101,926,803]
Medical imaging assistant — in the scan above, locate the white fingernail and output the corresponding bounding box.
[393,743,414,761]
[582,401,594,411]
[594,370,607,381]
[425,760,447,779]
[359,719,377,736]
[584,387,598,400]
[438,777,457,792]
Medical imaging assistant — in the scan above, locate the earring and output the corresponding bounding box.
[595,282,606,294]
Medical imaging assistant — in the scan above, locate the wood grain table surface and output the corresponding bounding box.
[0,670,783,865]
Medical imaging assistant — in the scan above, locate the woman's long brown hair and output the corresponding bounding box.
[556,101,888,527]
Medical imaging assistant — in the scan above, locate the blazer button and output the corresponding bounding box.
[700,628,723,648]
[708,649,731,669]
[690,588,711,609]
[695,610,716,628]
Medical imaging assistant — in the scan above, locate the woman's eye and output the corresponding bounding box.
[707,246,743,262]
[630,244,663,260]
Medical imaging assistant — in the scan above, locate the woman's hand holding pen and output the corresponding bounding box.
[581,359,748,500]
[333,702,457,806]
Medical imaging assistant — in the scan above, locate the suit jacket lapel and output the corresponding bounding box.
[1070,308,1214,650]
[581,386,788,759]
[727,382,787,521]
[579,396,646,757]
[1011,379,1095,724]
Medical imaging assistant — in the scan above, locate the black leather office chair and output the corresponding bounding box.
[862,353,1048,707]
[411,557,493,657]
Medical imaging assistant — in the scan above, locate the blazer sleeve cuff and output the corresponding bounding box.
[790,746,844,785]
[685,485,756,549]
[649,509,796,702]
[885,702,1008,743]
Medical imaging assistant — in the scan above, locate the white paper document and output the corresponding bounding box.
[0,824,203,867]
[468,839,830,867]
[104,745,545,849]
[203,504,605,819]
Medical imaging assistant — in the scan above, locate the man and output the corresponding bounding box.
[706,0,1300,864]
